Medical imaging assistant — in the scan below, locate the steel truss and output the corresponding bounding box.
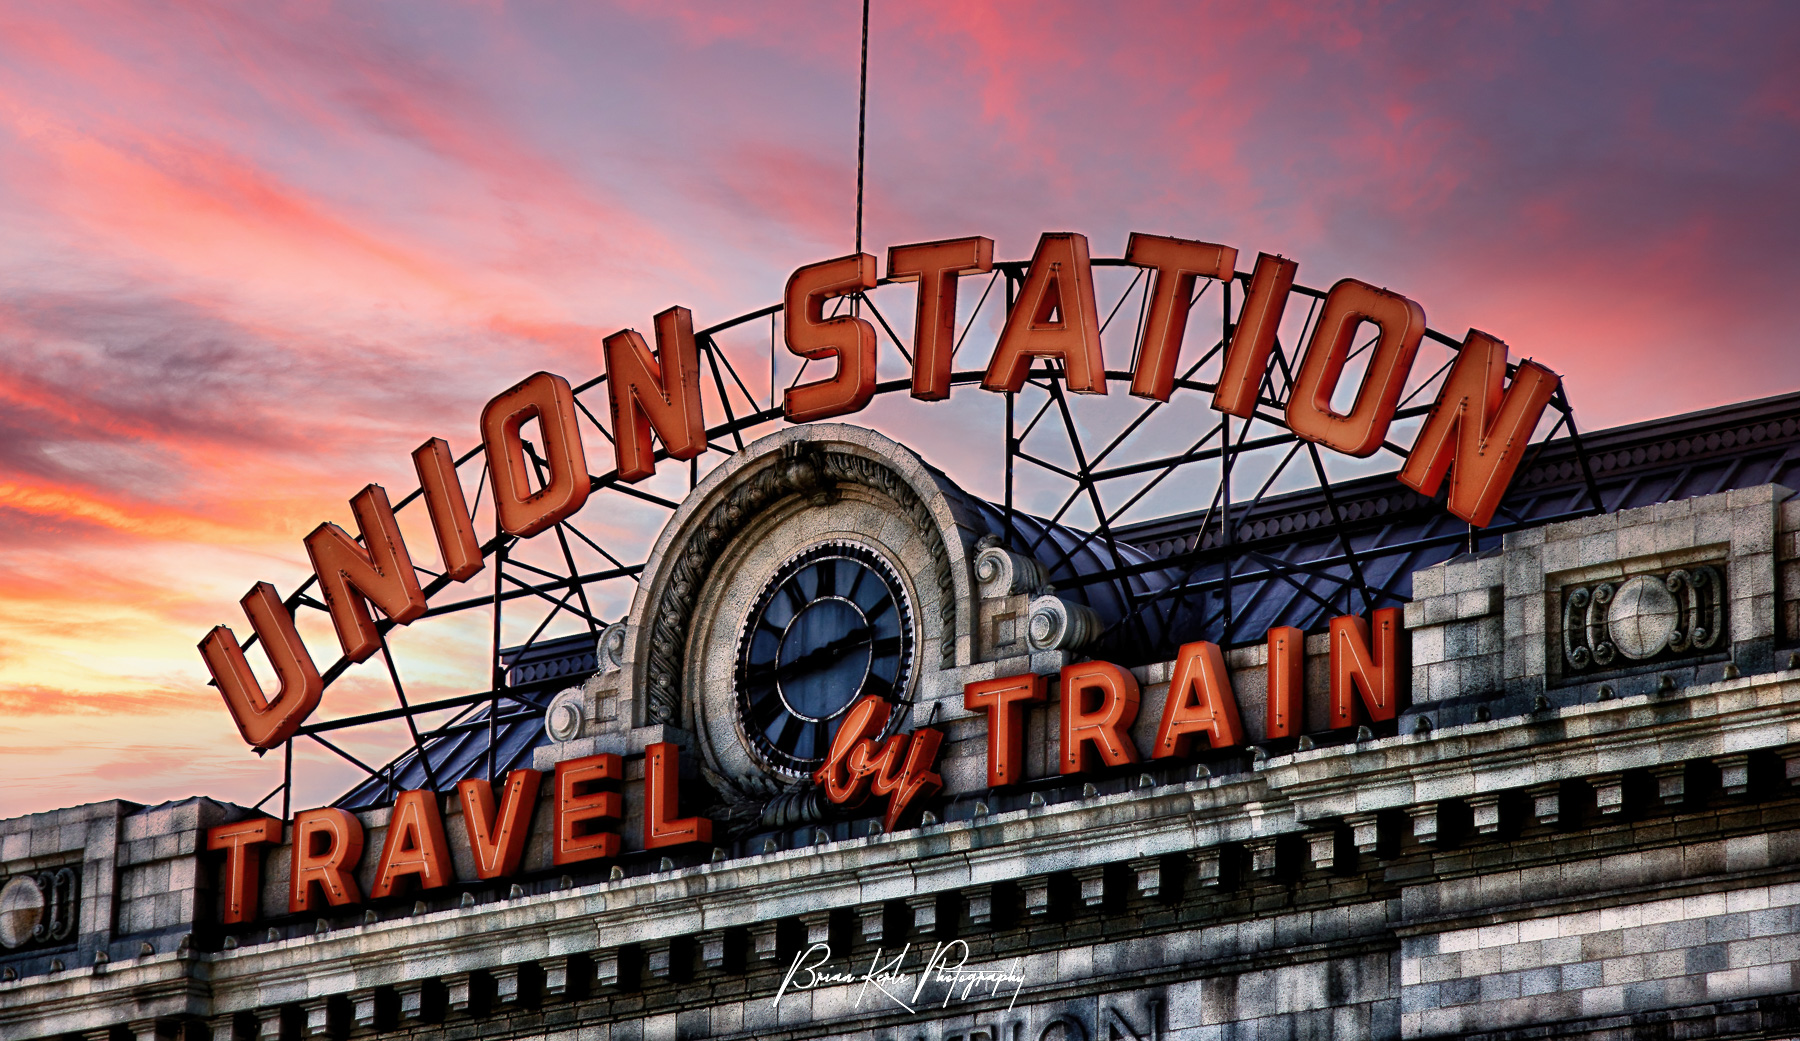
[226,256,1601,814]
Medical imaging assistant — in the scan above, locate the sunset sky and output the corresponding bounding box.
[2,1,1798,817]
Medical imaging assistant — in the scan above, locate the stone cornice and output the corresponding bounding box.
[1260,671,1800,822]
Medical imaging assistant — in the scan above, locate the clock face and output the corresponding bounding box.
[735,541,915,777]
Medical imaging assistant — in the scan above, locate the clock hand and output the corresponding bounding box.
[773,624,875,682]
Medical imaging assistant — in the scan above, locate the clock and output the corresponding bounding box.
[734,541,915,777]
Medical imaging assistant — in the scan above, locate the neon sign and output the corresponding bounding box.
[199,230,1559,752]
[195,231,1564,925]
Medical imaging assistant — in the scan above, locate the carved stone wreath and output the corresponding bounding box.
[642,440,957,727]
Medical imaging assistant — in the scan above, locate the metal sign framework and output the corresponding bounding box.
[235,256,1603,817]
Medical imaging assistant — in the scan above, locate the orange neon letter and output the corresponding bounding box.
[643,742,713,849]
[603,306,708,482]
[1286,279,1425,457]
[816,695,891,807]
[207,817,281,925]
[304,483,428,663]
[368,789,452,898]
[289,808,364,913]
[1330,608,1405,728]
[553,754,622,866]
[1124,233,1237,402]
[982,233,1107,395]
[1152,641,1244,757]
[1398,330,1560,527]
[963,672,1047,787]
[481,371,591,538]
[1266,626,1304,740]
[200,583,325,750]
[887,236,994,401]
[868,726,944,833]
[1213,253,1299,418]
[411,438,483,582]
[783,254,879,423]
[1059,661,1141,774]
[816,696,944,832]
[457,769,542,880]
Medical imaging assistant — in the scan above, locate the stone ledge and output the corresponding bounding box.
[1264,672,1800,821]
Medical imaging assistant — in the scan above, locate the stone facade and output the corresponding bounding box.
[10,449,1800,1039]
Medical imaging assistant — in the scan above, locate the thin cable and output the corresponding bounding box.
[855,0,869,259]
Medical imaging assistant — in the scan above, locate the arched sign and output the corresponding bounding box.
[197,230,1572,823]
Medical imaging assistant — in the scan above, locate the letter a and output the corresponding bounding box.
[983,233,1107,395]
[1152,641,1244,756]
[369,789,452,898]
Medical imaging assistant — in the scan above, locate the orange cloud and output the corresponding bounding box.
[0,480,256,543]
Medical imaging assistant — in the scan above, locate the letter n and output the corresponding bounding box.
[304,484,427,663]
[1398,330,1560,527]
[604,306,708,482]
[1329,608,1406,728]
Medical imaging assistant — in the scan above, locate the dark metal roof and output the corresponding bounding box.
[338,391,1800,808]
[1110,390,1800,648]
[336,634,594,809]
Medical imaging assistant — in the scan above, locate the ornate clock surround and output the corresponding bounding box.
[614,425,985,815]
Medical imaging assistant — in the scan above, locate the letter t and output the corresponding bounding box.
[963,673,1048,787]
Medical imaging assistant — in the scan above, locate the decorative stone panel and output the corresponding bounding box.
[1532,486,1786,688]
[0,866,78,954]
[580,425,1000,825]
[1558,564,1728,679]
